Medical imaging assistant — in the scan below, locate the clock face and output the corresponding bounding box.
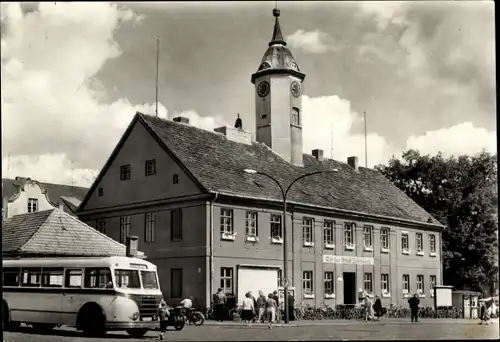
[288,62,299,71]
[257,81,270,97]
[290,81,301,98]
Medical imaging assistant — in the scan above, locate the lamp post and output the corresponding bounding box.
[244,168,337,324]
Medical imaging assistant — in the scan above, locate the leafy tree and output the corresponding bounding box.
[376,149,498,293]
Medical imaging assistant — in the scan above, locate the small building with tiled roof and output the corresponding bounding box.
[77,8,444,310]
[2,208,144,258]
[2,177,89,220]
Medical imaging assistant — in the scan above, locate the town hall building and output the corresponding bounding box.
[77,8,444,310]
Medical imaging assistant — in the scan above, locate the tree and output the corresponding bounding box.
[376,149,498,293]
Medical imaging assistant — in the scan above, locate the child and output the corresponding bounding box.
[158,300,170,340]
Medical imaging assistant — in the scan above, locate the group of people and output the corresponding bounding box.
[479,297,498,325]
[361,293,420,322]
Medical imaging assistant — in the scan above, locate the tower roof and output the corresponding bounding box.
[251,7,305,83]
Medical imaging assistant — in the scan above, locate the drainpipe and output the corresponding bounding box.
[209,192,219,304]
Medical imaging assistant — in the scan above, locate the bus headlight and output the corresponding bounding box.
[132,312,140,321]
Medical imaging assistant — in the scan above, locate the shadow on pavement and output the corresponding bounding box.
[7,326,164,340]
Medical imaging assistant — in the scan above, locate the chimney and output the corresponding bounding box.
[173,116,189,125]
[126,235,139,257]
[312,149,324,162]
[214,126,252,145]
[347,156,359,172]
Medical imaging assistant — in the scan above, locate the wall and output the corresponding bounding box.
[6,182,55,218]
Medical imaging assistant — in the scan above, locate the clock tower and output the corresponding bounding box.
[251,7,306,167]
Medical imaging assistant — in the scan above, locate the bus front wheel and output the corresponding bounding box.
[77,303,107,337]
[127,328,149,338]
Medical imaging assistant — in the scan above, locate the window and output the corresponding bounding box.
[84,268,112,288]
[363,226,373,249]
[303,217,314,245]
[401,232,409,253]
[381,227,390,250]
[429,234,436,254]
[220,267,233,294]
[120,164,131,180]
[41,268,63,287]
[173,174,179,184]
[3,268,20,287]
[277,269,283,287]
[302,271,313,295]
[430,275,436,296]
[220,208,234,235]
[171,209,183,241]
[271,215,282,240]
[323,221,334,247]
[145,213,156,243]
[98,188,104,197]
[364,273,373,293]
[245,211,258,237]
[381,274,390,293]
[416,233,423,253]
[324,271,334,295]
[97,220,106,234]
[21,268,41,287]
[344,223,355,249]
[119,216,130,243]
[28,198,38,213]
[170,269,182,298]
[417,275,424,294]
[65,269,83,288]
[292,107,300,126]
[145,159,156,176]
[402,274,410,294]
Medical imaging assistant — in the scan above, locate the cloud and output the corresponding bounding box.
[287,29,342,54]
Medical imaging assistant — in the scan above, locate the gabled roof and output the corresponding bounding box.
[60,196,82,213]
[2,209,144,257]
[2,178,89,206]
[133,113,441,228]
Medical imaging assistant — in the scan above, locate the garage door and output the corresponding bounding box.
[237,267,278,305]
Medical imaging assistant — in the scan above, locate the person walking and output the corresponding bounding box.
[408,294,420,323]
[256,290,267,323]
[363,294,374,321]
[241,292,255,327]
[288,292,296,321]
[373,295,383,321]
[213,288,227,322]
[158,300,170,340]
[272,290,281,322]
[266,293,278,329]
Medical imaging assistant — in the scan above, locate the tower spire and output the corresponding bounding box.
[269,7,286,46]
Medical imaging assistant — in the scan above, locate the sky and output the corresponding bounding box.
[1,1,496,187]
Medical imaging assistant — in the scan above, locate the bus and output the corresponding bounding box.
[2,256,163,338]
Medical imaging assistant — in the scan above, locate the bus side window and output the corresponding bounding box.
[41,268,64,287]
[65,269,83,288]
[85,268,112,289]
[21,268,42,287]
[3,268,21,287]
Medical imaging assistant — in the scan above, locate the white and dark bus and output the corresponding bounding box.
[2,256,163,338]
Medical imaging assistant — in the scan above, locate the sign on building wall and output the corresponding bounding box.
[322,254,374,265]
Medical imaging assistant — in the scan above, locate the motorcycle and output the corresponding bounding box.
[161,306,186,331]
[176,306,205,326]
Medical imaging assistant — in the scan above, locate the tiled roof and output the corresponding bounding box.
[2,178,89,206]
[2,209,144,257]
[137,113,441,227]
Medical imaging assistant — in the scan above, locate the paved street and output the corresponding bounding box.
[3,320,499,341]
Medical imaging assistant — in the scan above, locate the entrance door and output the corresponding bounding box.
[343,272,356,305]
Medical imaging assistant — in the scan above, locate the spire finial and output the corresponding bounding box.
[269,4,286,46]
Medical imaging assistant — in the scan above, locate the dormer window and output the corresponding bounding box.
[292,107,300,126]
[259,62,271,71]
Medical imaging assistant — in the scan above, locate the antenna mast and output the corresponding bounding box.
[330,124,334,159]
[155,38,160,118]
[364,111,368,167]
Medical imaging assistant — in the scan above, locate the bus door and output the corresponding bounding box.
[61,269,84,326]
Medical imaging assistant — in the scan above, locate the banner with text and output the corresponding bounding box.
[322,255,374,265]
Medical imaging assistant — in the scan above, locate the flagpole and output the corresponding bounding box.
[364,111,367,167]
[155,38,160,117]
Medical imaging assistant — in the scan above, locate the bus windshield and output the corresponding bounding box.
[114,269,141,289]
[140,270,159,289]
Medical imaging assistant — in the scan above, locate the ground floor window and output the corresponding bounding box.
[417,274,424,294]
[303,271,313,295]
[381,273,389,293]
[402,274,410,294]
[363,273,373,293]
[220,267,233,294]
[324,272,334,295]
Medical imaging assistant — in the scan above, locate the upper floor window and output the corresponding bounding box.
[417,275,424,294]
[245,211,258,237]
[97,220,106,234]
[429,234,437,254]
[119,216,130,243]
[323,221,334,248]
[145,213,156,243]
[145,159,156,176]
[171,208,183,242]
[364,273,373,293]
[303,217,314,245]
[344,223,355,250]
[401,232,409,254]
[220,208,234,236]
[120,164,131,181]
[381,227,390,251]
[173,174,179,184]
[28,198,38,213]
[271,215,283,242]
[363,226,373,249]
[220,267,233,294]
[292,107,300,126]
[416,233,423,254]
[98,188,104,197]
[402,274,410,294]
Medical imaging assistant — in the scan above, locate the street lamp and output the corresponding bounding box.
[244,168,338,324]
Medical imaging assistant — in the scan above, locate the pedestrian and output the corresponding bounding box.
[408,294,420,323]
[273,290,280,322]
[266,293,278,329]
[158,299,170,340]
[373,295,383,321]
[363,294,374,321]
[256,290,267,323]
[213,288,227,322]
[242,292,255,327]
[248,291,257,322]
[288,292,296,321]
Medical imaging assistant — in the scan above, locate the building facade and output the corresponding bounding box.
[77,8,443,310]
